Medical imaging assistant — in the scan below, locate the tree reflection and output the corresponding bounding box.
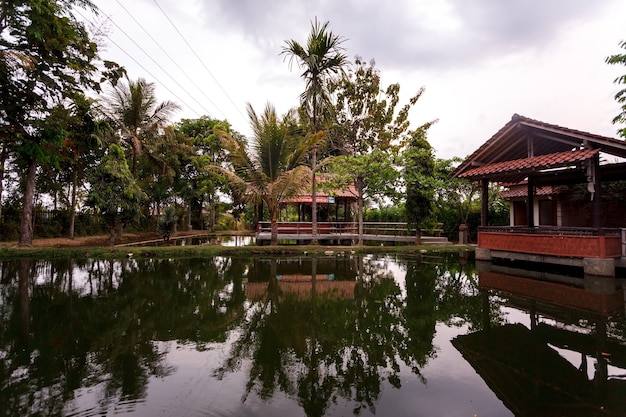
[217,255,452,416]
[0,253,490,416]
[0,256,248,417]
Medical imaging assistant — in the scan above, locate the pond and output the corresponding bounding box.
[126,234,255,247]
[1,253,625,416]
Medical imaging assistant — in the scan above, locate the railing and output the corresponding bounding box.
[256,222,445,238]
[256,221,356,235]
[478,226,623,258]
[479,226,622,237]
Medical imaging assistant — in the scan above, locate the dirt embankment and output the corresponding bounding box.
[0,230,205,248]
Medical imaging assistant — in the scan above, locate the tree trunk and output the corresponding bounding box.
[270,207,278,246]
[187,199,192,231]
[0,143,9,223]
[19,159,37,246]
[208,194,215,232]
[115,221,124,241]
[131,137,139,177]
[0,143,7,222]
[108,218,117,246]
[356,176,364,246]
[68,169,78,239]
[311,147,318,244]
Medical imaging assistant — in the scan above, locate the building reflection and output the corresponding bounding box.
[454,261,626,417]
[245,256,359,300]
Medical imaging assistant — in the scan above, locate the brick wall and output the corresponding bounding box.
[479,232,622,258]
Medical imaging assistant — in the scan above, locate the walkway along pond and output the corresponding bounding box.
[0,253,625,416]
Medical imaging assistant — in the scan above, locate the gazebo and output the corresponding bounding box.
[255,178,359,244]
[280,178,358,223]
[452,114,626,277]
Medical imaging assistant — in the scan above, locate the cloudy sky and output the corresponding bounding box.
[83,0,626,159]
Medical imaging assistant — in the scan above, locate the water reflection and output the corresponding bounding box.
[455,262,626,416]
[132,234,254,247]
[0,254,624,416]
[216,255,443,416]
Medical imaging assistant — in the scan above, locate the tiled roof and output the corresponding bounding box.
[502,185,564,198]
[458,148,599,180]
[452,114,626,179]
[512,114,625,147]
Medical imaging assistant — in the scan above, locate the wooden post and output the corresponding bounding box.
[481,179,489,227]
[591,154,602,231]
[527,178,534,228]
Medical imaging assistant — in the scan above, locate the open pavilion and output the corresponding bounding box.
[452,114,626,277]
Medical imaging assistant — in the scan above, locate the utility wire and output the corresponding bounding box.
[99,7,216,118]
[75,8,204,118]
[114,0,226,119]
[152,0,248,122]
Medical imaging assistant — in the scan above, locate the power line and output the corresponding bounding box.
[75,8,205,119]
[99,6,217,118]
[152,0,248,122]
[113,0,226,119]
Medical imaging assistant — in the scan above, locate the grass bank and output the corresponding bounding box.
[0,243,476,260]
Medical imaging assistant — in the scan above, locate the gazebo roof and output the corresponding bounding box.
[452,114,626,183]
[282,175,358,205]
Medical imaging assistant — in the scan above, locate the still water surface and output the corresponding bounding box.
[1,253,625,416]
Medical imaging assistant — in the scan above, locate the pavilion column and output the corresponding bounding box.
[591,154,602,231]
[481,179,489,227]
[527,177,535,228]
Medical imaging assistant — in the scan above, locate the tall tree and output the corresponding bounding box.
[86,144,146,245]
[606,40,626,138]
[216,103,322,245]
[62,94,108,239]
[402,128,436,243]
[0,0,123,246]
[430,158,480,240]
[326,58,434,244]
[136,125,192,227]
[282,18,348,244]
[176,117,238,231]
[103,77,180,176]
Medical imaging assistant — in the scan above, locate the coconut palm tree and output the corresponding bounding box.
[103,77,180,176]
[282,18,348,244]
[217,103,323,246]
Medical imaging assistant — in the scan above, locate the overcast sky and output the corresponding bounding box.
[83,0,626,159]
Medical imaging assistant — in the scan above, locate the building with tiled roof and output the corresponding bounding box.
[453,114,626,277]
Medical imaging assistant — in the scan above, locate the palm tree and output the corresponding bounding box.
[103,77,180,176]
[217,103,323,246]
[282,18,348,244]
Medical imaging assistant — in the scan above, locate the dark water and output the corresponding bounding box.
[1,253,625,417]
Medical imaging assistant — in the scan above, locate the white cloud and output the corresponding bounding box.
[87,0,626,159]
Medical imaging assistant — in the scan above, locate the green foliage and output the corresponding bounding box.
[0,0,123,147]
[1,0,124,245]
[157,206,178,240]
[402,128,436,229]
[323,150,400,204]
[282,18,348,132]
[86,144,147,242]
[363,205,405,222]
[216,103,321,244]
[175,117,241,229]
[330,58,425,155]
[431,158,479,225]
[606,40,626,138]
[102,77,180,175]
[325,58,436,243]
[425,158,509,241]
